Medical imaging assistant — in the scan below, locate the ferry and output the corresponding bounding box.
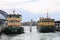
[2,10,24,34]
[37,13,55,33]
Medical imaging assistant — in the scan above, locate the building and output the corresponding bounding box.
[6,10,22,27]
[55,21,60,31]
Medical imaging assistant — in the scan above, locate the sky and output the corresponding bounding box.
[0,0,60,22]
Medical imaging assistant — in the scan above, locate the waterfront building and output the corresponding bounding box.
[55,21,60,31]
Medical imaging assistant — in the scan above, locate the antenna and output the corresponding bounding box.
[47,10,49,25]
[13,9,15,14]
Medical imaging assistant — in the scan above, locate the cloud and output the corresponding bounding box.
[0,0,29,4]
[0,0,60,14]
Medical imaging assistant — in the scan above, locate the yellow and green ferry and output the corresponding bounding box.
[3,10,24,34]
[37,13,55,33]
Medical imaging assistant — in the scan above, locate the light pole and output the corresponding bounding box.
[30,19,33,32]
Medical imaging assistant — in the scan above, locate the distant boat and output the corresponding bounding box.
[37,12,55,33]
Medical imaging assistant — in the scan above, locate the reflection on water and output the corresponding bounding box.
[0,26,60,40]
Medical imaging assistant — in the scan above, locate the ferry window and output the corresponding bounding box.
[16,16,20,18]
[11,15,20,18]
[11,20,13,23]
[9,15,12,18]
[18,21,20,22]
[10,20,19,23]
[9,20,10,22]
[11,16,14,18]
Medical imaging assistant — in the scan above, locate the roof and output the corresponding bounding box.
[7,14,22,16]
[55,21,60,23]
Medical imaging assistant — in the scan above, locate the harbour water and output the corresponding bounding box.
[0,26,60,40]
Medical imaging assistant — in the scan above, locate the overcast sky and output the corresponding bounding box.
[0,0,60,21]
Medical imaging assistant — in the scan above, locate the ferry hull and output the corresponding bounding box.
[2,27,24,34]
[37,26,55,33]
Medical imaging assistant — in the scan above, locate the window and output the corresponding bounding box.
[10,20,19,23]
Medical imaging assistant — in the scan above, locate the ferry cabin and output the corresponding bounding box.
[6,14,22,27]
[38,18,55,27]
